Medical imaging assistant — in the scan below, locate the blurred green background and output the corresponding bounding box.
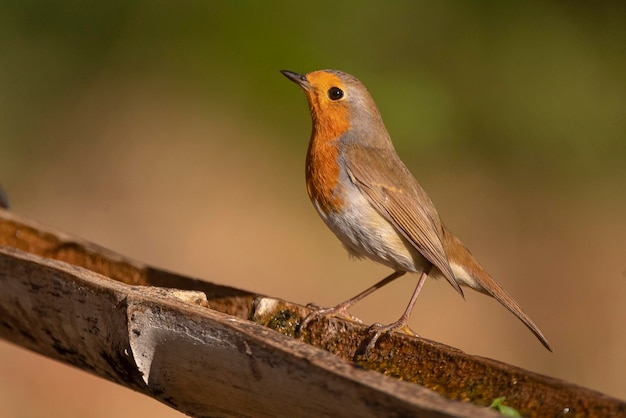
[1,1,625,416]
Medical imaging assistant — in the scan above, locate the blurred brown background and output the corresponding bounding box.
[1,2,625,416]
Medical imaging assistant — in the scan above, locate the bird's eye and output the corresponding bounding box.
[327,87,344,101]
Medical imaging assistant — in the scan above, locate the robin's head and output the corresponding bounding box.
[281,69,386,142]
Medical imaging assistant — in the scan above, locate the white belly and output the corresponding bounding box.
[312,184,429,274]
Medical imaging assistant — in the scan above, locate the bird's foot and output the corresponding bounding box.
[364,320,419,353]
[298,302,363,335]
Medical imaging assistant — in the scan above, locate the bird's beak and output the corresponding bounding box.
[280,70,311,90]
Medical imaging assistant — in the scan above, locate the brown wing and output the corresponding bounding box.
[345,145,463,296]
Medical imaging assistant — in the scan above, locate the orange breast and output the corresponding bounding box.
[302,70,351,214]
[305,107,350,214]
[306,138,342,214]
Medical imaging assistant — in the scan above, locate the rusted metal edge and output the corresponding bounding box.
[253,298,625,417]
[1,209,624,417]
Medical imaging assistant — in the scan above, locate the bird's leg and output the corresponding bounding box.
[365,266,431,351]
[298,271,406,333]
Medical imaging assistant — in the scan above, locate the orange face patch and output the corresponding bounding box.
[303,71,351,214]
[303,71,351,142]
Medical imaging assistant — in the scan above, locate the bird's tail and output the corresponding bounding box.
[442,226,552,351]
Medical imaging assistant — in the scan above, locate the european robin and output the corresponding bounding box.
[281,69,552,351]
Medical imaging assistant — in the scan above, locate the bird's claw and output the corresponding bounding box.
[297,304,363,335]
[364,321,419,352]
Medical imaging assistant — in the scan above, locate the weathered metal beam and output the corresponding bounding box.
[0,209,624,417]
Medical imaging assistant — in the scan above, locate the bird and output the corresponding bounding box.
[281,69,552,351]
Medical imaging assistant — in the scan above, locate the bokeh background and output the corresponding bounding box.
[1,2,625,416]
